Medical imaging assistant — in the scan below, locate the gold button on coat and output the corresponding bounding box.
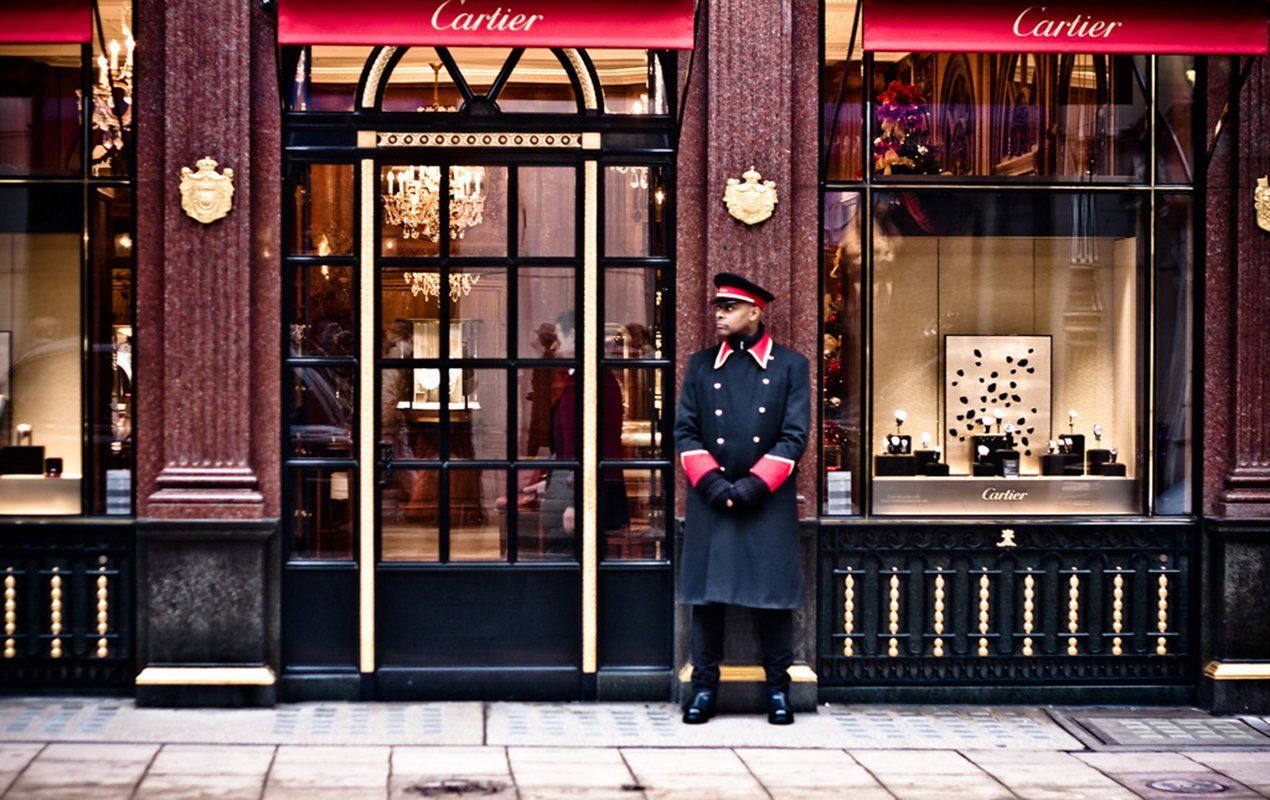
[715,409,723,416]
[753,436,761,443]
[713,382,722,389]
[762,378,770,385]
[716,437,725,445]
[759,406,767,413]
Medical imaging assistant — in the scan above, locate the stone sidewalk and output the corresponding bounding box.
[0,699,1269,799]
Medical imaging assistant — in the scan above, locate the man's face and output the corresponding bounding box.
[714,300,761,337]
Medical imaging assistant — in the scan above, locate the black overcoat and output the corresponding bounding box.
[674,335,810,609]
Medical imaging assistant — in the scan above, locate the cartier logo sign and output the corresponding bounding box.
[982,487,1029,502]
[431,0,544,32]
[1012,6,1124,40]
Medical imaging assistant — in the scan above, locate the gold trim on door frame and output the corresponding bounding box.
[356,135,603,678]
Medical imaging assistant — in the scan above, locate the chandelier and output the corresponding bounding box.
[403,271,482,302]
[613,93,650,190]
[383,165,486,242]
[88,17,134,176]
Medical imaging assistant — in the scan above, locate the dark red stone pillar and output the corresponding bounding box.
[1201,49,1270,714]
[673,0,822,708]
[133,0,281,705]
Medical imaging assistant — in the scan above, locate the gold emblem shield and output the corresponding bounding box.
[1256,177,1270,234]
[179,157,235,224]
[723,166,778,226]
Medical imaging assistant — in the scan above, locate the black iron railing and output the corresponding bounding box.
[0,521,134,691]
[818,522,1194,686]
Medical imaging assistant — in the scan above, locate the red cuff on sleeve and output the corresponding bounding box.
[751,453,795,492]
[681,450,721,487]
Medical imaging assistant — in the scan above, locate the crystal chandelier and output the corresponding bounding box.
[614,93,650,190]
[89,18,134,175]
[403,271,482,301]
[382,165,486,242]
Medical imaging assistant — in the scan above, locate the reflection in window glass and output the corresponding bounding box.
[0,187,83,515]
[289,263,354,357]
[821,0,863,181]
[518,368,575,460]
[446,369,508,461]
[1156,56,1196,185]
[290,468,355,560]
[517,467,576,561]
[604,267,664,359]
[90,8,134,177]
[518,167,576,257]
[289,366,355,459]
[603,469,666,562]
[517,267,575,359]
[1155,195,1193,515]
[381,468,440,561]
[0,45,82,176]
[450,165,507,258]
[604,367,663,460]
[867,53,1147,179]
[289,163,354,256]
[285,46,374,112]
[869,191,1146,515]
[605,166,667,257]
[498,49,576,113]
[589,49,665,114]
[381,266,507,360]
[449,468,507,561]
[380,164,506,258]
[821,192,863,515]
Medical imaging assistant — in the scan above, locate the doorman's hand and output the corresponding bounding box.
[730,475,771,509]
[695,471,735,511]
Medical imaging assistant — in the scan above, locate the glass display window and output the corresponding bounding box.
[868,191,1146,515]
[820,5,1197,517]
[0,8,137,517]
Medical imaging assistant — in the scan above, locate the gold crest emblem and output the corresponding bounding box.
[1256,177,1270,234]
[723,166,778,226]
[179,157,235,224]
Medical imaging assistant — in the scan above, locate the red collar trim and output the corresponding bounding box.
[713,332,773,370]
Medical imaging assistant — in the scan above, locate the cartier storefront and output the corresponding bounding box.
[0,0,1269,713]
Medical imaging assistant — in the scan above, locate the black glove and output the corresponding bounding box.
[730,475,771,509]
[696,471,735,511]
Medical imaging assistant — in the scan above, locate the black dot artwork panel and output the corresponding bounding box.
[943,334,1052,476]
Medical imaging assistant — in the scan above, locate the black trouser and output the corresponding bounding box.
[690,602,793,696]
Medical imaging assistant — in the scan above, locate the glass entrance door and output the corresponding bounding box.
[366,151,589,696]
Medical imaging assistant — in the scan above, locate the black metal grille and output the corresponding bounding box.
[0,523,134,691]
[817,522,1194,686]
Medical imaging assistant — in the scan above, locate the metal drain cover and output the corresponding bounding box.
[1071,716,1270,747]
[1146,779,1230,794]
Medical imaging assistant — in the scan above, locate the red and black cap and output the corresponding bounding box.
[711,272,775,310]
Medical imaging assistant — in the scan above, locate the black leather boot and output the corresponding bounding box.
[767,691,794,725]
[682,689,716,724]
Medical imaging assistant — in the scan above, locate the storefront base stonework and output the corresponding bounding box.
[135,520,280,707]
[672,523,819,712]
[1201,521,1270,715]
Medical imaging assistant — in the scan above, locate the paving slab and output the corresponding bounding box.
[621,747,768,799]
[1110,772,1263,800]
[0,744,42,796]
[962,750,1137,800]
[0,699,483,745]
[486,703,1080,750]
[1182,750,1270,793]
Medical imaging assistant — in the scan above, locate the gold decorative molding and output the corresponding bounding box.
[842,569,855,657]
[96,561,109,659]
[374,131,588,149]
[581,159,599,674]
[361,47,398,109]
[179,157,234,224]
[723,166,778,226]
[136,666,276,686]
[1204,661,1270,681]
[358,158,376,674]
[49,567,62,659]
[996,528,1017,548]
[3,567,15,659]
[562,48,598,111]
[887,568,900,657]
[977,570,991,657]
[678,663,817,683]
[1022,568,1035,656]
[932,568,945,657]
[1256,176,1270,233]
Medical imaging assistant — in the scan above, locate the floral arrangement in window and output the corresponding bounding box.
[873,80,940,175]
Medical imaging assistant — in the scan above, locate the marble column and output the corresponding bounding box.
[1202,49,1270,714]
[132,0,281,705]
[674,0,822,707]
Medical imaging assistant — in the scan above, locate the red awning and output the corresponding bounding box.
[0,1,92,43]
[278,0,697,49]
[862,0,1268,55]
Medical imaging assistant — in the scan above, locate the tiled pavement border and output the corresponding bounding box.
[0,743,1269,799]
